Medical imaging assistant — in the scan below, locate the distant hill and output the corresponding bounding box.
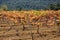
[0,0,60,10]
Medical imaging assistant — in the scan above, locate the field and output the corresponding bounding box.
[0,10,60,40]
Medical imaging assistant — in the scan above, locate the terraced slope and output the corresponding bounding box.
[0,10,60,40]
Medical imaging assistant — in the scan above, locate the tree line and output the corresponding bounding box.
[0,3,60,11]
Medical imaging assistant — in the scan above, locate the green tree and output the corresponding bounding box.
[0,4,8,11]
[49,3,60,10]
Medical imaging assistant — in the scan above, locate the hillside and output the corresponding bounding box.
[0,10,60,40]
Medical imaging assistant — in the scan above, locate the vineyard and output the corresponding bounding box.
[0,10,60,40]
